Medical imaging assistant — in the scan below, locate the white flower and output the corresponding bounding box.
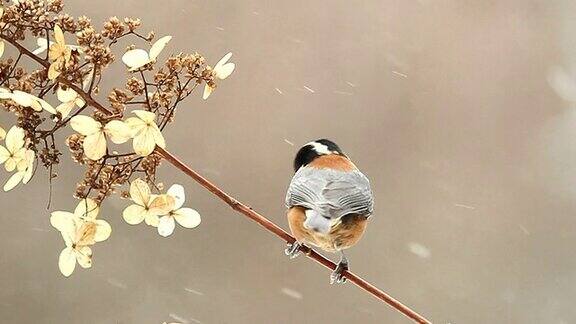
[3,148,34,191]
[70,115,132,160]
[121,36,172,71]
[51,198,110,235]
[0,89,57,114]
[122,179,175,227]
[157,184,201,237]
[0,126,26,172]
[203,52,235,100]
[50,198,111,277]
[56,86,86,118]
[32,37,82,56]
[48,25,72,80]
[125,110,165,156]
[0,126,35,192]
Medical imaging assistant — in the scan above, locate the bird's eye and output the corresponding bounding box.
[323,216,330,220]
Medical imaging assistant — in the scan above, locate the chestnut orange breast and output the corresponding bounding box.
[287,206,368,253]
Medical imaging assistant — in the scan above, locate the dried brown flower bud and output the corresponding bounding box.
[124,17,141,31]
[77,15,92,30]
[66,134,86,164]
[102,16,126,40]
[125,77,144,96]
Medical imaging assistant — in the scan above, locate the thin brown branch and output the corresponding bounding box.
[0,35,114,115]
[0,33,432,324]
[0,52,22,87]
[157,147,431,324]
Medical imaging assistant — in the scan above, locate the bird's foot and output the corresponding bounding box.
[285,241,302,259]
[330,259,349,284]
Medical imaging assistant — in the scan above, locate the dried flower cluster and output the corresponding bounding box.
[0,0,234,276]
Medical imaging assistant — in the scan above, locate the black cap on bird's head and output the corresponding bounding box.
[293,139,345,171]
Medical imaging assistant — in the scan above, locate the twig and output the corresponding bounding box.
[157,147,431,324]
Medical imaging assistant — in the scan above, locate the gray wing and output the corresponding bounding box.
[285,167,374,219]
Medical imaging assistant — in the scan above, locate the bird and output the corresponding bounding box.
[284,139,374,284]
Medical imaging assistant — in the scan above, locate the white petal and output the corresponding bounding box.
[0,92,11,100]
[144,213,160,227]
[22,165,33,184]
[129,178,150,206]
[124,117,147,136]
[148,194,175,216]
[133,110,156,123]
[32,45,48,55]
[157,215,175,237]
[48,60,62,80]
[104,120,132,144]
[57,86,78,103]
[11,90,34,108]
[15,153,28,171]
[215,62,235,80]
[19,149,34,169]
[30,100,42,112]
[83,132,107,160]
[56,101,75,118]
[50,211,76,232]
[48,62,61,80]
[76,222,97,246]
[133,130,156,156]
[202,84,213,100]
[150,125,166,149]
[58,247,76,277]
[12,91,45,112]
[75,246,92,269]
[70,115,101,136]
[122,204,146,225]
[0,146,8,163]
[21,150,34,184]
[37,97,57,114]
[54,25,65,46]
[174,208,201,228]
[4,157,19,172]
[60,225,76,248]
[122,49,150,70]
[93,219,111,242]
[0,41,4,59]
[75,96,86,107]
[74,198,99,220]
[149,35,172,61]
[32,38,49,55]
[215,52,233,69]
[5,126,25,153]
[3,171,24,191]
[22,152,33,177]
[167,184,185,209]
[37,37,49,48]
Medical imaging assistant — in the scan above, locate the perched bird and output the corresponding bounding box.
[284,139,374,284]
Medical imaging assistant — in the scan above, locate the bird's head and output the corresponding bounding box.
[293,139,345,172]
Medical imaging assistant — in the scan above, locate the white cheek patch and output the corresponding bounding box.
[306,141,331,155]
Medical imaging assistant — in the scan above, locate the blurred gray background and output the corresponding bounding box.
[2,0,576,323]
